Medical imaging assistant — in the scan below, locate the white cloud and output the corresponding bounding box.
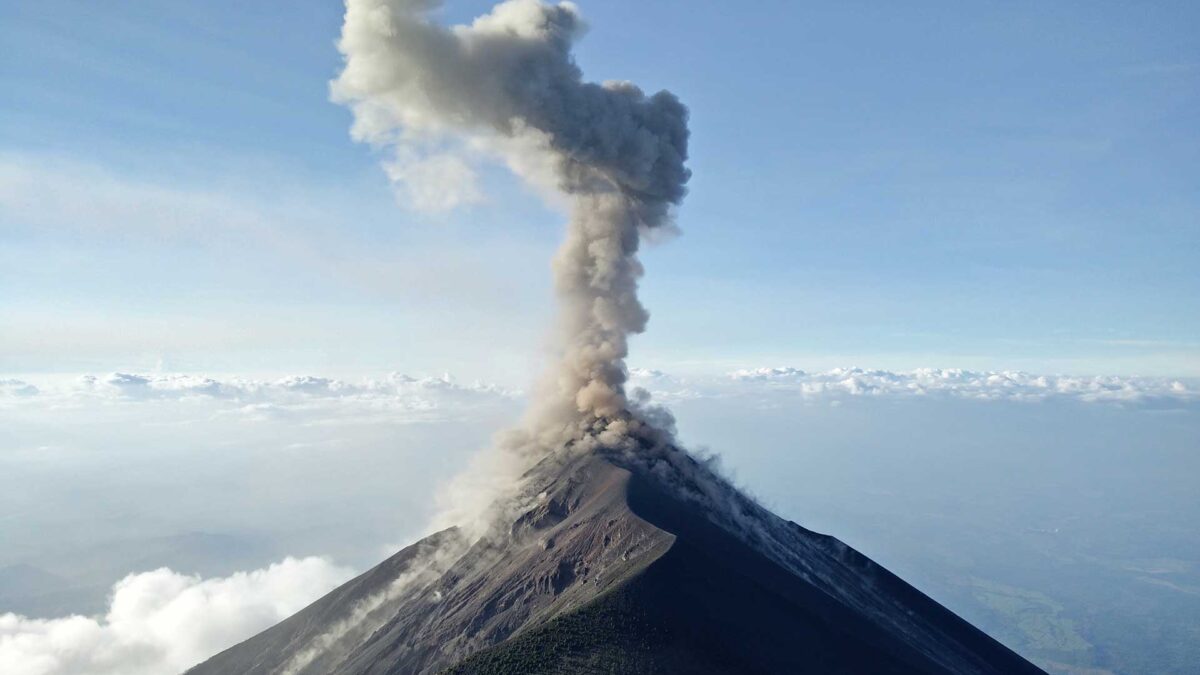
[11,371,519,414]
[0,152,551,311]
[627,367,667,380]
[7,368,1192,414]
[0,371,521,602]
[0,557,353,675]
[0,380,38,397]
[0,153,281,244]
[629,366,1197,406]
[727,367,806,381]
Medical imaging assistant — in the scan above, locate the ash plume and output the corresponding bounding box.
[273,3,692,661]
[333,0,690,514]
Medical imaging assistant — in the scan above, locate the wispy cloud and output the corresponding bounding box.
[0,152,546,304]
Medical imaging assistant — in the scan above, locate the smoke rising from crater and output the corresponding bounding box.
[333,0,689,466]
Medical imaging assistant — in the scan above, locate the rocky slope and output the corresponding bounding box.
[189,449,1044,674]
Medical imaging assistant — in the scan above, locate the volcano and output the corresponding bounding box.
[188,443,1043,675]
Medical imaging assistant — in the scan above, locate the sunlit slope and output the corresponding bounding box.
[191,454,1043,674]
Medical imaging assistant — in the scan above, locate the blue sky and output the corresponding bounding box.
[2,0,1197,380]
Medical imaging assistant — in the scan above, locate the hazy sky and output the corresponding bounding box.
[2,0,1198,382]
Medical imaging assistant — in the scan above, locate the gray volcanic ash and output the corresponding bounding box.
[327,0,694,539]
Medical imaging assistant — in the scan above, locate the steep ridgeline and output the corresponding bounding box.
[189,451,1044,674]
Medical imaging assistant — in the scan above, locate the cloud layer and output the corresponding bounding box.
[0,557,352,675]
[636,366,1197,406]
[0,372,517,425]
[2,367,1193,412]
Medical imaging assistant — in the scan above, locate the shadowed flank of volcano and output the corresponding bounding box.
[188,452,1044,675]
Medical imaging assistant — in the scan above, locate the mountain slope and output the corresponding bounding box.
[189,451,1044,674]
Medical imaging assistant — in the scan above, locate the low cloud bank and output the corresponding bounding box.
[0,372,519,429]
[0,557,352,675]
[73,371,515,402]
[2,368,1193,411]
[636,366,1197,406]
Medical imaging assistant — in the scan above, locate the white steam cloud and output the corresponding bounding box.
[0,558,352,675]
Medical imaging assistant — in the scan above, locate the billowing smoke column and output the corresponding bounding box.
[333,0,689,464]
[276,7,693,670]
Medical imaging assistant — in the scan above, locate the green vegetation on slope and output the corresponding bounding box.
[439,580,725,675]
